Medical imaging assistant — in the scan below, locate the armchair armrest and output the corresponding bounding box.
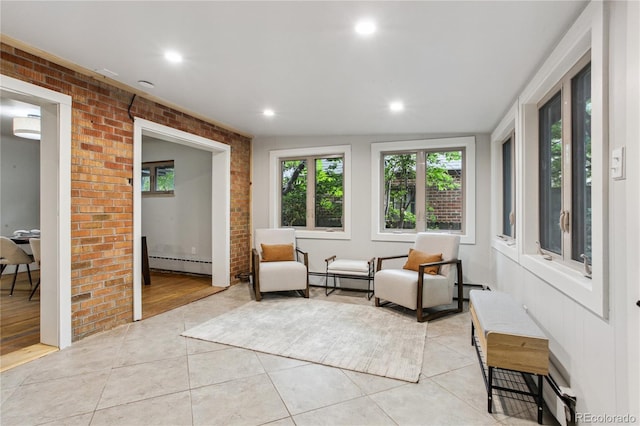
[417,258,461,274]
[415,258,464,322]
[295,247,309,268]
[376,254,408,272]
[251,248,261,298]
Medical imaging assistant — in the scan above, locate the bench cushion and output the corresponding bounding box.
[470,290,547,340]
[327,259,370,276]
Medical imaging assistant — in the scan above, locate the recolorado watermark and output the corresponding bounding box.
[576,412,637,424]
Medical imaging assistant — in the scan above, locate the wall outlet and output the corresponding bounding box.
[191,247,197,255]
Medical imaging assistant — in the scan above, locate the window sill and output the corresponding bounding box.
[371,231,474,245]
[520,254,604,317]
[492,237,518,262]
[295,229,351,240]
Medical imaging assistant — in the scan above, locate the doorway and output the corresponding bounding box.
[0,75,72,353]
[132,119,230,321]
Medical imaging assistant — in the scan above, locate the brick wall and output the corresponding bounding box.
[1,42,252,340]
[426,172,462,230]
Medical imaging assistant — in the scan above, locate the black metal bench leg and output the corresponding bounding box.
[488,366,494,413]
[537,374,544,424]
[471,321,475,345]
[325,273,337,296]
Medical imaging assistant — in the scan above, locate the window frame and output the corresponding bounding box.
[269,145,351,240]
[142,160,175,196]
[381,148,465,234]
[501,131,516,240]
[518,1,607,318]
[279,154,345,231]
[371,136,476,244]
[536,53,592,269]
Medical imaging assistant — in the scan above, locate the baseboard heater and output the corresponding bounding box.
[149,255,212,264]
[544,361,577,426]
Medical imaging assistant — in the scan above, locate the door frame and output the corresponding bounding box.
[1,75,72,349]
[132,118,230,321]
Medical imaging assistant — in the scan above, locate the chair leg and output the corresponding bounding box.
[374,297,380,307]
[0,264,6,276]
[26,264,33,287]
[10,265,19,296]
[29,278,40,301]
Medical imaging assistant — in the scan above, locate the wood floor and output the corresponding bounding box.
[0,269,226,356]
[142,270,226,319]
[0,269,40,356]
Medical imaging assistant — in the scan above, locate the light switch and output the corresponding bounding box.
[611,147,625,180]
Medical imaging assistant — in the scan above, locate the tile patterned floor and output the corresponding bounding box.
[0,284,558,426]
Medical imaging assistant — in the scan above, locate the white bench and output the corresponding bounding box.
[470,290,549,424]
[324,256,375,299]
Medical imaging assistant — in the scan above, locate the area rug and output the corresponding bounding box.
[182,298,427,382]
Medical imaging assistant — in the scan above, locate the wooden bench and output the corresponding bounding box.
[469,290,549,424]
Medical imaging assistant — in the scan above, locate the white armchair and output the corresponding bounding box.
[251,228,309,301]
[374,233,463,322]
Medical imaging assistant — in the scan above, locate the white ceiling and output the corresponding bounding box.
[0,1,588,137]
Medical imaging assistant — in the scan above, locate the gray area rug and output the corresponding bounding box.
[182,298,427,382]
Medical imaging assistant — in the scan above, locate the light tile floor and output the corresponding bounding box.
[0,284,558,426]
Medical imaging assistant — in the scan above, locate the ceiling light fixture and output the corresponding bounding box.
[355,20,376,36]
[164,51,183,63]
[389,101,404,112]
[13,115,41,140]
[263,109,275,117]
[137,80,155,89]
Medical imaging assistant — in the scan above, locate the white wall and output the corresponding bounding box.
[0,133,40,235]
[141,137,212,274]
[252,133,492,286]
[491,1,639,419]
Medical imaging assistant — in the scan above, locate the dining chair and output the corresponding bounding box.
[29,238,41,301]
[0,236,34,296]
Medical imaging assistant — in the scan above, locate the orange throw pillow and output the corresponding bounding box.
[261,243,295,262]
[403,249,442,275]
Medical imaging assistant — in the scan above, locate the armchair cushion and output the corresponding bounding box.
[403,249,442,274]
[259,261,308,292]
[261,243,295,262]
[376,269,451,310]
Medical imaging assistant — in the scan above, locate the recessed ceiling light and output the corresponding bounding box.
[164,51,183,63]
[355,20,376,36]
[389,101,404,112]
[263,109,275,117]
[137,80,155,89]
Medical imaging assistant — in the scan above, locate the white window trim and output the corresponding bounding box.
[269,145,351,240]
[518,1,607,318]
[491,102,518,262]
[370,136,476,244]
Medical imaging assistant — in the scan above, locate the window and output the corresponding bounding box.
[371,136,476,243]
[501,133,515,238]
[280,155,344,229]
[538,53,591,268]
[142,160,175,195]
[270,145,351,239]
[515,2,605,316]
[383,149,463,232]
